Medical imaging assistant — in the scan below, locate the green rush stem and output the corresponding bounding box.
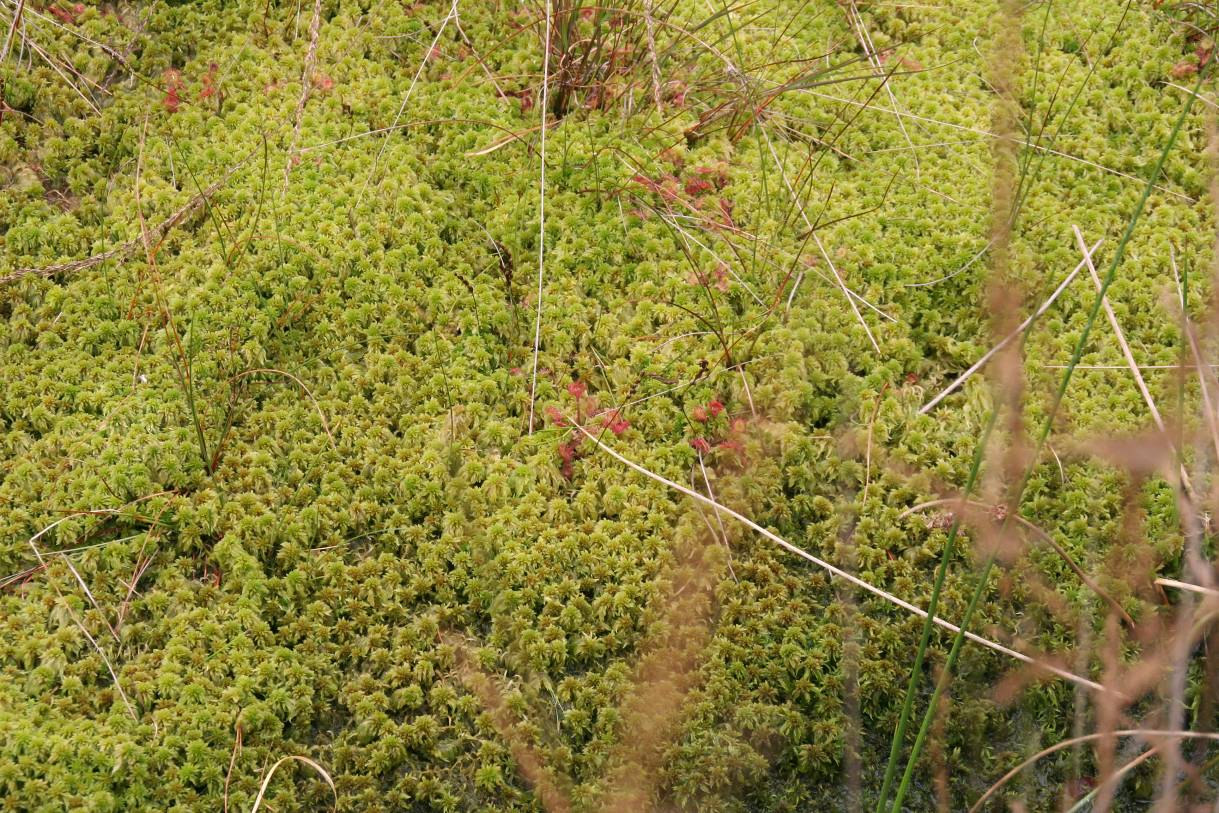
[1018,0,1053,177]
[873,407,999,812]
[180,313,212,474]
[886,64,1209,813]
[1177,251,1187,487]
[1009,0,1135,227]
[1008,0,1054,220]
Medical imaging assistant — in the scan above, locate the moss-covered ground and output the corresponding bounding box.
[1,0,1217,809]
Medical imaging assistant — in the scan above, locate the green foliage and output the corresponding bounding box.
[0,0,1214,810]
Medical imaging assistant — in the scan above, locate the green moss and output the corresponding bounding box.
[0,0,1215,809]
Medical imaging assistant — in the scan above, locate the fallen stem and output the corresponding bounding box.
[574,422,1108,694]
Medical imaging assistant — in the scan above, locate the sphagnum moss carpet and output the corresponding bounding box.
[2,0,1218,810]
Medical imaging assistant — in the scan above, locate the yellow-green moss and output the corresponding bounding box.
[0,0,1214,810]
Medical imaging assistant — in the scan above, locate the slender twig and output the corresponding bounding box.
[135,121,211,472]
[1,0,25,62]
[1066,745,1161,813]
[843,0,919,179]
[904,239,991,288]
[761,129,881,352]
[453,8,505,99]
[528,0,552,434]
[1156,577,1219,599]
[464,118,559,156]
[643,0,662,111]
[875,403,998,811]
[226,367,337,450]
[899,498,1133,627]
[22,34,100,114]
[1073,225,1196,502]
[66,606,138,721]
[800,89,1196,203]
[574,422,1108,693]
[283,0,323,190]
[1171,249,1219,467]
[1044,363,1219,370]
[115,546,154,629]
[60,555,119,642]
[28,535,139,722]
[4,0,130,65]
[970,730,1219,812]
[223,722,243,813]
[3,150,257,286]
[695,449,736,582]
[248,755,337,813]
[1072,226,1164,430]
[360,0,458,200]
[863,384,888,502]
[919,238,1103,414]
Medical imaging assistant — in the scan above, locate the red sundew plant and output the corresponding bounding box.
[683,177,712,197]
[665,80,688,106]
[600,409,630,436]
[48,3,84,25]
[710,413,750,465]
[659,148,684,168]
[1170,43,1213,77]
[565,381,597,421]
[1171,60,1198,78]
[557,436,588,480]
[682,165,727,199]
[686,400,742,460]
[550,382,631,477]
[199,63,219,100]
[551,381,606,477]
[629,173,680,203]
[163,70,182,113]
[717,434,744,458]
[694,164,727,182]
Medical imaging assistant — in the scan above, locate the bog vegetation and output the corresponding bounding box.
[2,0,1219,810]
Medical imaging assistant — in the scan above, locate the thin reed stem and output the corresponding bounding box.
[885,61,1209,813]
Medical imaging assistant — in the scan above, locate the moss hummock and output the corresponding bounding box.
[1,0,1214,809]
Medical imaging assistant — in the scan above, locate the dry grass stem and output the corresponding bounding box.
[576,423,1109,693]
[920,238,1103,414]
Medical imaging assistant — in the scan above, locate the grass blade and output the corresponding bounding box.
[885,62,1209,813]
